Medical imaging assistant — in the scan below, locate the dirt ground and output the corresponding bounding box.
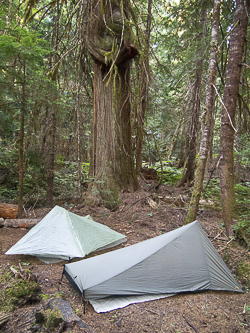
[1,180,250,333]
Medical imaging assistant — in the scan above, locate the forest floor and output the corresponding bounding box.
[1,179,250,333]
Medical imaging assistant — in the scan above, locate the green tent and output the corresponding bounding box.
[63,221,242,312]
[5,206,126,263]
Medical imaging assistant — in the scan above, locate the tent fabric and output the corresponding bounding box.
[90,293,175,313]
[5,206,126,263]
[63,220,242,311]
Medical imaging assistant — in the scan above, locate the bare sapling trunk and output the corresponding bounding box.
[185,0,221,224]
[219,0,250,236]
[46,110,56,207]
[18,62,26,218]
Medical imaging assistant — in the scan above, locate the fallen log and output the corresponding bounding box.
[0,313,11,329]
[0,203,18,219]
[0,219,40,228]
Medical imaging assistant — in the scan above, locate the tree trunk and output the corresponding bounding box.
[85,62,138,208]
[219,0,249,236]
[167,111,184,161]
[135,0,152,174]
[178,2,207,186]
[46,109,56,207]
[84,0,139,208]
[185,0,221,224]
[46,0,60,207]
[235,97,242,184]
[18,62,26,218]
[76,73,82,196]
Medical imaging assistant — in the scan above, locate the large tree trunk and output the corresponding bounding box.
[185,0,221,224]
[85,62,138,208]
[84,0,139,208]
[219,0,250,236]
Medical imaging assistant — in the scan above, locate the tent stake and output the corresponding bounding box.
[60,266,65,281]
[82,295,86,314]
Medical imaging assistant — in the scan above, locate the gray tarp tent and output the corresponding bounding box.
[63,220,242,312]
[5,205,126,263]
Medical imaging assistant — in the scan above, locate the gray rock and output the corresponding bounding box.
[48,298,94,332]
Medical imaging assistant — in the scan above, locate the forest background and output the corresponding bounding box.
[1,0,250,240]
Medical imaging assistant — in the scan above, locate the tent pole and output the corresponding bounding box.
[82,295,86,314]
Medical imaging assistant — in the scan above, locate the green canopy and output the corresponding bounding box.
[6,206,126,263]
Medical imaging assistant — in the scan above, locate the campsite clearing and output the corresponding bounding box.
[1,180,250,332]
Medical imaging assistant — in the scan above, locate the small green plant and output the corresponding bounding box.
[39,294,51,301]
[233,217,250,235]
[39,291,65,301]
[202,178,221,203]
[45,309,63,329]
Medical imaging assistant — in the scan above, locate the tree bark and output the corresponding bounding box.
[18,62,26,218]
[235,97,242,184]
[85,62,138,208]
[135,0,152,174]
[84,0,139,208]
[167,111,184,161]
[46,109,56,207]
[185,0,221,224]
[219,0,249,236]
[46,0,60,207]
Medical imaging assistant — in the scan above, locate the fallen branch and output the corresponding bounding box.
[144,308,161,316]
[0,313,11,328]
[10,266,19,279]
[115,309,126,328]
[183,314,199,333]
[16,318,34,328]
[218,237,235,253]
[213,230,224,240]
[10,264,35,281]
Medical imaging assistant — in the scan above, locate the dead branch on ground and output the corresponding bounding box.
[183,314,199,333]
